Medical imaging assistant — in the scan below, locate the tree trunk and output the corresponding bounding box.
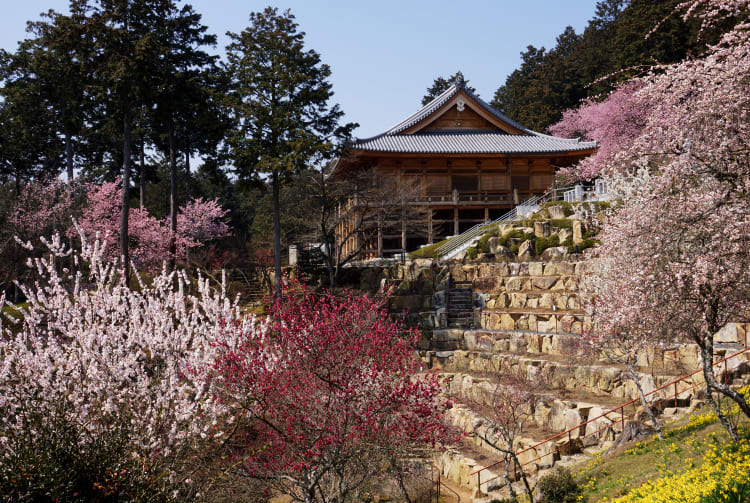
[65,130,74,182]
[169,126,177,271]
[699,338,745,442]
[185,150,191,200]
[121,109,132,284]
[139,139,145,209]
[627,364,663,440]
[504,454,517,499]
[184,150,191,266]
[511,452,534,502]
[272,169,282,297]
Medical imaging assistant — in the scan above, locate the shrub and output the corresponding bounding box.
[535,234,560,255]
[0,231,245,500]
[567,238,599,254]
[466,247,479,259]
[204,283,454,503]
[550,218,573,229]
[537,467,584,503]
[476,233,492,254]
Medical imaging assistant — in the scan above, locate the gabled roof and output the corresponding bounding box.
[346,72,597,156]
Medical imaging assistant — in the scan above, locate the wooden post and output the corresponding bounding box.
[377,221,383,258]
[454,207,459,236]
[401,219,406,255]
[724,359,728,384]
[428,210,434,244]
[568,430,572,455]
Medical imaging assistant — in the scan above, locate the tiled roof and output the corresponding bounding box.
[351,130,597,154]
[349,78,596,155]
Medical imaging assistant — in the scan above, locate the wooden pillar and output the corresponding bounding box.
[453,207,459,235]
[401,219,406,254]
[377,223,383,258]
[484,207,489,222]
[428,210,433,244]
[508,155,513,206]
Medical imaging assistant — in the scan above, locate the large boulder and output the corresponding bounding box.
[558,228,572,243]
[534,220,551,238]
[495,246,516,261]
[548,205,566,219]
[573,220,583,245]
[541,246,569,262]
[518,239,535,261]
[489,238,516,261]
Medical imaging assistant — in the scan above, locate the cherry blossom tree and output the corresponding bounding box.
[1,179,80,295]
[204,282,453,503]
[0,229,252,500]
[470,362,549,501]
[548,82,649,181]
[583,0,750,440]
[77,180,231,271]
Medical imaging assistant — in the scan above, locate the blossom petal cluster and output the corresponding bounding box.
[0,230,251,497]
[77,179,231,271]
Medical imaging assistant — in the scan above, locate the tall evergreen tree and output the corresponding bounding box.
[24,5,93,182]
[86,0,168,281]
[0,48,64,188]
[224,7,353,296]
[421,72,476,105]
[491,0,710,132]
[148,2,217,268]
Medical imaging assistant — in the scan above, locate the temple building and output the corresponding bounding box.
[332,73,597,259]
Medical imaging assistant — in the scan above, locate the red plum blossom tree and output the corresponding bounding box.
[205,283,454,503]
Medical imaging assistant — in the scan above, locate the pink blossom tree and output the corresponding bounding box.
[9,179,78,242]
[0,229,251,500]
[584,0,750,440]
[204,282,454,503]
[77,180,231,271]
[548,82,650,181]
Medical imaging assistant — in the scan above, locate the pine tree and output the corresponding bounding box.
[224,7,353,296]
[148,1,218,268]
[421,72,477,105]
[85,0,169,281]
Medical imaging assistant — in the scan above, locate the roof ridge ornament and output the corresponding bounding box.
[454,71,465,89]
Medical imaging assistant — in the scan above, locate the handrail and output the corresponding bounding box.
[468,345,750,489]
[434,186,570,261]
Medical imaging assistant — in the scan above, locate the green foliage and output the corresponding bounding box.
[408,239,448,259]
[537,467,584,503]
[491,0,715,131]
[550,218,573,229]
[535,234,560,255]
[466,247,479,260]
[422,72,477,105]
[476,229,496,254]
[0,403,177,502]
[568,238,599,254]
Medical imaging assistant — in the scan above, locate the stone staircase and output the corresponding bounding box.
[414,259,750,501]
[447,286,475,329]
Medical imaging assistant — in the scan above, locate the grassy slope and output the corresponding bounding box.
[575,407,750,502]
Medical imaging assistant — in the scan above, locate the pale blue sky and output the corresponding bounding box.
[2,1,600,137]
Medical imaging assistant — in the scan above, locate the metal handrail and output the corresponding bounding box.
[469,345,750,491]
[435,192,546,260]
